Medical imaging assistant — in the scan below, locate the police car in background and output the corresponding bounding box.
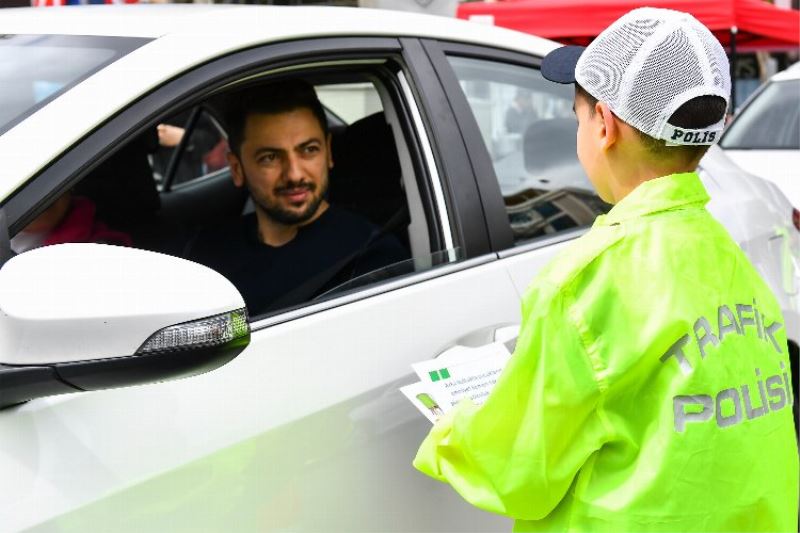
[0,5,797,531]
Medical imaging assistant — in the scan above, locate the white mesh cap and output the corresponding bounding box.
[573,8,731,146]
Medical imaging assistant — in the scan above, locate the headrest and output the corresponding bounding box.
[329,112,404,227]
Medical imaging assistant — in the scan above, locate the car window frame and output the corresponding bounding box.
[1,36,492,328]
[420,40,549,254]
[159,104,228,191]
[400,38,492,258]
[423,40,602,259]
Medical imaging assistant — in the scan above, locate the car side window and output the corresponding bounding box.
[446,56,609,244]
[13,64,461,321]
[176,74,459,317]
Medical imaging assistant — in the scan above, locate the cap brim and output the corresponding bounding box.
[541,45,586,84]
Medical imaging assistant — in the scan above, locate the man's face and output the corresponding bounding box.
[228,108,332,226]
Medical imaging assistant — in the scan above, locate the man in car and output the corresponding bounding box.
[413,8,798,531]
[186,80,407,315]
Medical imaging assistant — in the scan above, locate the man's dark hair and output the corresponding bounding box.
[575,84,727,163]
[225,79,328,157]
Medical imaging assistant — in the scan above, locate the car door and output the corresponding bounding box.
[0,37,527,532]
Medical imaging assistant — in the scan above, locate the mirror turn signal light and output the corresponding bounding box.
[137,309,250,354]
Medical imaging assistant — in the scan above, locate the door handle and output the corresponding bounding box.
[438,323,520,359]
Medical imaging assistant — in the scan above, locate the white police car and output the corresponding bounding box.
[0,5,797,531]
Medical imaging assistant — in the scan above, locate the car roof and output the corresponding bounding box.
[771,61,800,82]
[0,4,555,56]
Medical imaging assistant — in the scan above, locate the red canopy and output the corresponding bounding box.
[458,0,800,50]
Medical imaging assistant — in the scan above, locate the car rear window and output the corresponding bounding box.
[721,79,800,150]
[0,34,150,135]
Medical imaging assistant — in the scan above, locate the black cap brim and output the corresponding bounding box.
[541,45,586,84]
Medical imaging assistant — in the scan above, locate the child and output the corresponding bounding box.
[414,8,798,531]
[10,192,131,253]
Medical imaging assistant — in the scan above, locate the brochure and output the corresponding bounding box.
[399,382,448,424]
[401,341,512,423]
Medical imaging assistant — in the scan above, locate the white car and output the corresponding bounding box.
[720,62,800,207]
[0,5,797,531]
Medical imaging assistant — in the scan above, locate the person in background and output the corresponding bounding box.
[11,191,131,253]
[153,113,222,186]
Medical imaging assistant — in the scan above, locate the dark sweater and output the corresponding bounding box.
[187,205,408,315]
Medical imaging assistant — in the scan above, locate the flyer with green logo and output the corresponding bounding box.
[400,342,512,422]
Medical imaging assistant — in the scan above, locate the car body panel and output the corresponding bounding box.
[723,149,800,207]
[1,254,536,531]
[700,146,800,336]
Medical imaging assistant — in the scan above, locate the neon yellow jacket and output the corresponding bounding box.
[414,172,799,532]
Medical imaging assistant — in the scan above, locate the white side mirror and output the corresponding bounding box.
[0,243,249,408]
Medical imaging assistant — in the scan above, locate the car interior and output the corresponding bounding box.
[48,67,445,317]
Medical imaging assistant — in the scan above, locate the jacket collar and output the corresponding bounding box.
[594,172,710,227]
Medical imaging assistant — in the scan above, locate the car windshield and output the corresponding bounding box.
[0,34,149,135]
[721,79,800,150]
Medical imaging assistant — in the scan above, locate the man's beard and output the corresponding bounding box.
[248,174,328,226]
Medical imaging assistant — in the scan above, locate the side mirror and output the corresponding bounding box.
[0,243,250,408]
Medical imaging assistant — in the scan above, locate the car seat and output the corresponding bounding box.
[75,128,162,247]
[328,112,410,252]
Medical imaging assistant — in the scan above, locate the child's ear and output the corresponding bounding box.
[596,102,619,150]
